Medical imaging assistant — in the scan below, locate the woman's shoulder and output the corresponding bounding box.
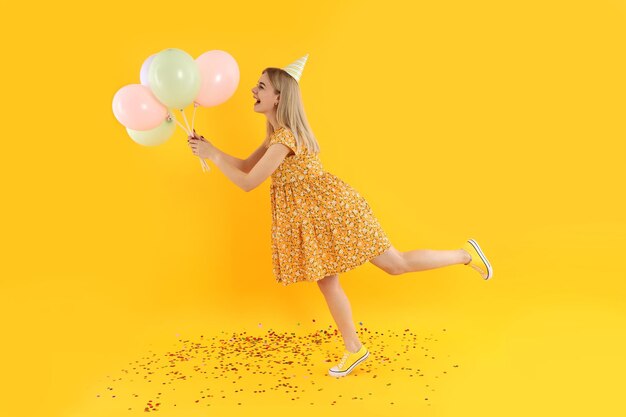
[270,126,296,143]
[266,126,286,145]
[268,126,297,154]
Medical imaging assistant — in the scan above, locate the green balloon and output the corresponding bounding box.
[127,115,176,146]
[148,48,201,109]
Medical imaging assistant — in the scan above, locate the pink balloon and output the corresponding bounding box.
[194,50,240,107]
[112,84,168,131]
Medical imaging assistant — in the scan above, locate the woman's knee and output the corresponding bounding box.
[369,245,406,275]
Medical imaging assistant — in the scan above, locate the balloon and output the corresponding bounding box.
[194,50,240,107]
[140,54,156,86]
[126,114,176,146]
[148,48,201,109]
[112,84,168,131]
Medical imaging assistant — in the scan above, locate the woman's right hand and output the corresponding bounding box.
[192,129,206,141]
[188,129,215,159]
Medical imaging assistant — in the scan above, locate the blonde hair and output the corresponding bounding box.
[262,67,320,155]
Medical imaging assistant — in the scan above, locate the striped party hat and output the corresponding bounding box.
[282,53,309,83]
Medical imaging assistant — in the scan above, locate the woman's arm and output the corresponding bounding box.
[191,130,247,171]
[209,148,249,191]
[207,143,291,192]
[193,131,267,173]
[210,145,247,172]
[190,132,272,191]
[243,138,270,173]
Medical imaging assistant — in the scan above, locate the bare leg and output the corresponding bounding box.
[370,245,471,275]
[316,274,362,353]
[402,248,470,272]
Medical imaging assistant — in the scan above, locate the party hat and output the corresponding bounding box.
[282,53,309,83]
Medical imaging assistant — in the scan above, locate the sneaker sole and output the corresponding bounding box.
[328,350,370,378]
[468,238,493,280]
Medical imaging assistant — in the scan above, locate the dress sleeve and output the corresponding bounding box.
[268,128,297,154]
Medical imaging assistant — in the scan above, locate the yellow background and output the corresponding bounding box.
[1,0,625,415]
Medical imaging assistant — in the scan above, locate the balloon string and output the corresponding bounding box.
[169,112,189,135]
[190,105,209,171]
[174,119,190,135]
[191,104,198,133]
[172,110,210,173]
[180,109,192,133]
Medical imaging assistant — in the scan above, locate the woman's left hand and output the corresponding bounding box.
[187,131,214,159]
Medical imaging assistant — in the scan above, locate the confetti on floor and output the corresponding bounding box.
[96,322,459,411]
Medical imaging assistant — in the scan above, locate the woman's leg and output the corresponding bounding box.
[369,244,471,275]
[316,274,362,353]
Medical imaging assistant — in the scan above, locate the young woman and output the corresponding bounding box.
[187,54,493,378]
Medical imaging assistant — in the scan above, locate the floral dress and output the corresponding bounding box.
[266,126,392,286]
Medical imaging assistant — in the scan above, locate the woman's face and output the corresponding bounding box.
[251,72,279,114]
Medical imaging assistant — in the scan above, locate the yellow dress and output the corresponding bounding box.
[266,126,392,286]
